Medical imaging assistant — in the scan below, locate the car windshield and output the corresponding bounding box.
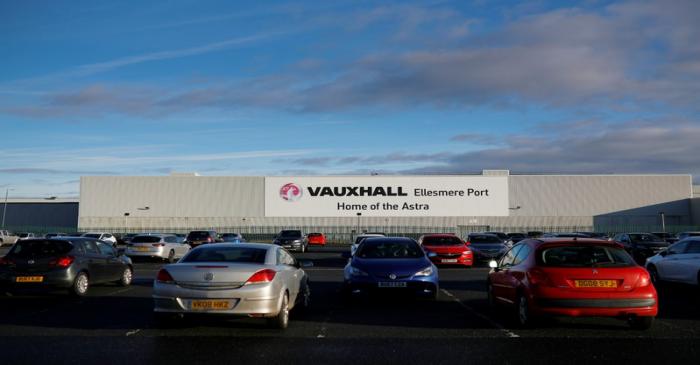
[469,235,502,244]
[356,240,424,259]
[222,234,239,239]
[182,247,267,264]
[629,234,661,242]
[652,233,671,238]
[18,233,30,238]
[83,234,101,239]
[279,230,302,238]
[422,236,463,246]
[486,232,508,239]
[9,240,73,258]
[539,245,634,267]
[186,231,211,240]
[132,236,162,243]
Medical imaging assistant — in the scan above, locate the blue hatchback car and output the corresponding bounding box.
[343,237,439,299]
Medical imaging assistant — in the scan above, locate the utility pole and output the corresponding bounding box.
[2,188,12,229]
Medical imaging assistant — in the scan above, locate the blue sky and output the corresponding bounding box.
[1,0,699,197]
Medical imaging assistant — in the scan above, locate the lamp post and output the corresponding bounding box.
[659,212,666,232]
[356,212,362,234]
[2,188,13,229]
[124,212,130,231]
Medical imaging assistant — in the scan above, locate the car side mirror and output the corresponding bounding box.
[341,252,352,259]
[298,260,313,268]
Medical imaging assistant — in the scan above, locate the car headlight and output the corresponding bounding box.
[293,239,302,244]
[350,266,368,277]
[414,266,433,277]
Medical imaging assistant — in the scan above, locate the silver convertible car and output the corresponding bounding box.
[152,243,312,329]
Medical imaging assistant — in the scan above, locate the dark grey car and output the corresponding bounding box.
[0,237,133,296]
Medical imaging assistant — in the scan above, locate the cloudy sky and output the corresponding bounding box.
[1,0,699,197]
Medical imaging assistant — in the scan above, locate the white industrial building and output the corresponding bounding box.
[78,171,698,234]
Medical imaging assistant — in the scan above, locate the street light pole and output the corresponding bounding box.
[356,212,362,234]
[659,212,666,232]
[2,188,12,229]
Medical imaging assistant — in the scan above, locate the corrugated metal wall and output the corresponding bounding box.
[78,174,693,230]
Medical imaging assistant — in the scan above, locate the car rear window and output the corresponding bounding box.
[629,234,661,242]
[9,240,73,258]
[280,230,302,238]
[83,234,101,239]
[539,245,634,267]
[131,236,162,243]
[308,233,321,237]
[187,231,212,240]
[422,236,463,246]
[182,247,267,264]
[356,240,424,259]
[469,235,503,244]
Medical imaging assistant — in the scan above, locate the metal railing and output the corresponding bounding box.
[5,224,700,244]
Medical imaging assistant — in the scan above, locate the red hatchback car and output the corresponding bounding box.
[419,234,473,267]
[307,233,326,246]
[487,238,657,329]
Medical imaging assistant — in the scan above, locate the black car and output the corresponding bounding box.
[466,233,509,261]
[273,230,308,253]
[184,230,220,248]
[0,238,133,296]
[612,233,668,265]
[651,232,678,244]
[506,233,527,244]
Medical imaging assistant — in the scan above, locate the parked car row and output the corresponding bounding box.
[2,231,699,332]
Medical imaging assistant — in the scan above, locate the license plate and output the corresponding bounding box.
[574,280,617,288]
[16,276,44,283]
[378,282,407,288]
[191,300,231,310]
[134,247,150,252]
[441,259,458,263]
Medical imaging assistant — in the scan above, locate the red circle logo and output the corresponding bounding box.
[280,183,303,202]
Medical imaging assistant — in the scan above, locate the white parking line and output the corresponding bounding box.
[125,329,141,336]
[105,287,135,296]
[440,288,520,338]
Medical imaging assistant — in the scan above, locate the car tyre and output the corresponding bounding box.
[167,250,176,263]
[298,283,311,312]
[118,267,133,286]
[268,293,289,329]
[515,293,535,328]
[70,272,89,297]
[647,265,660,286]
[487,282,495,308]
[628,316,654,330]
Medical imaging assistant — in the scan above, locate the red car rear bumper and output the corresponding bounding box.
[528,288,658,318]
[429,256,473,266]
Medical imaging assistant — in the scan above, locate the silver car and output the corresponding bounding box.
[126,234,190,262]
[152,243,312,329]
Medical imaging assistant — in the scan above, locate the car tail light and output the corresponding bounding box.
[462,250,472,256]
[527,268,551,287]
[156,269,175,284]
[245,269,276,285]
[636,271,651,287]
[48,256,74,268]
[0,256,14,266]
[464,239,470,246]
[207,237,213,243]
[152,243,165,247]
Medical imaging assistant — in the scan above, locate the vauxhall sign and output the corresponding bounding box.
[265,176,509,217]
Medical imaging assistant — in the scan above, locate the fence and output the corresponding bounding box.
[6,224,700,245]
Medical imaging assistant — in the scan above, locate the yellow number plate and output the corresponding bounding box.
[134,247,150,252]
[574,280,617,288]
[16,276,44,283]
[191,300,230,310]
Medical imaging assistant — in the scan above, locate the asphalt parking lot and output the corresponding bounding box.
[1,246,699,364]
